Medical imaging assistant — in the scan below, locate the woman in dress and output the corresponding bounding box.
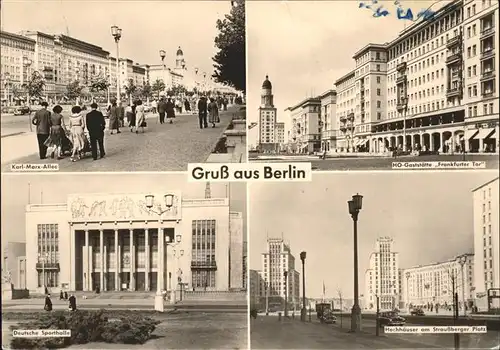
[208,97,219,128]
[69,105,86,162]
[166,98,175,124]
[44,105,67,159]
[135,100,146,134]
[109,101,120,134]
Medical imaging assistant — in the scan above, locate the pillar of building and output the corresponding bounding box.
[85,229,90,292]
[114,229,119,291]
[158,228,164,291]
[451,132,456,154]
[99,230,104,290]
[129,229,135,291]
[479,133,484,153]
[430,133,434,152]
[103,240,107,292]
[145,228,150,292]
[440,132,446,153]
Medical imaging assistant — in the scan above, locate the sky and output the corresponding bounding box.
[1,173,247,249]
[246,0,452,145]
[249,171,497,299]
[0,0,232,76]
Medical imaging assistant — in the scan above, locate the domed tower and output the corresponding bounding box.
[176,46,185,69]
[261,75,274,107]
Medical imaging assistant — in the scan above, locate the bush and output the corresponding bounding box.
[10,310,161,349]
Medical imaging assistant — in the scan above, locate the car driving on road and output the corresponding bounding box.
[379,311,406,327]
[13,106,31,115]
[410,308,425,316]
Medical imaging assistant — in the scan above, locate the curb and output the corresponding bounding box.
[1,132,27,139]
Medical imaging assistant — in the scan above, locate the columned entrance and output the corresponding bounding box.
[73,226,174,292]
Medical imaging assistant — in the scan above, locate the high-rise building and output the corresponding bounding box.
[318,89,338,153]
[288,97,322,154]
[473,176,499,311]
[258,75,279,152]
[261,237,300,309]
[364,237,400,310]
[402,254,474,309]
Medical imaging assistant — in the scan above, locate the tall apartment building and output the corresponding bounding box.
[319,89,338,152]
[258,75,279,152]
[473,177,499,311]
[287,97,322,154]
[261,238,300,308]
[276,122,285,151]
[286,0,498,155]
[364,237,400,311]
[402,254,474,309]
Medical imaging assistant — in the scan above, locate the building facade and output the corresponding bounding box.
[276,122,285,151]
[249,269,262,308]
[0,31,35,105]
[402,254,475,310]
[258,75,279,152]
[473,177,499,311]
[364,237,400,311]
[288,97,322,154]
[319,89,338,152]
[25,192,243,293]
[2,242,27,290]
[260,238,300,309]
[284,0,498,154]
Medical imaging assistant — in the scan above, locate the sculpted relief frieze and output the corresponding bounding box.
[68,193,181,221]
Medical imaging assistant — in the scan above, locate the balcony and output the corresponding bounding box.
[446,53,462,65]
[396,62,407,72]
[36,262,60,270]
[480,70,496,81]
[480,48,495,61]
[191,261,217,269]
[446,86,462,98]
[396,98,408,112]
[446,35,461,48]
[347,112,355,121]
[480,27,495,39]
[396,74,407,85]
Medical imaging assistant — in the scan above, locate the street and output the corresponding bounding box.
[1,105,240,171]
[250,315,500,349]
[250,154,499,170]
[2,312,247,349]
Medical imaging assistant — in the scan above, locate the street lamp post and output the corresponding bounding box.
[457,255,468,317]
[172,248,184,303]
[300,251,306,321]
[406,272,411,311]
[284,270,288,317]
[166,236,181,304]
[348,193,363,332]
[4,72,11,107]
[265,281,269,316]
[111,25,122,103]
[38,252,49,294]
[144,193,178,312]
[160,50,166,96]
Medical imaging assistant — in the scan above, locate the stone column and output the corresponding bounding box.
[479,132,484,153]
[103,241,107,292]
[451,132,456,154]
[99,230,104,290]
[145,228,150,292]
[430,133,434,152]
[129,229,135,291]
[114,229,119,291]
[157,228,164,291]
[85,230,90,292]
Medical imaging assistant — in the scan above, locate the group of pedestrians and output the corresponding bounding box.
[197,96,221,129]
[44,292,77,312]
[107,100,146,134]
[157,97,176,124]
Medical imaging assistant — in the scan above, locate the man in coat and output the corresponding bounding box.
[68,294,77,311]
[86,103,106,160]
[44,293,53,311]
[157,97,167,124]
[197,96,208,129]
[32,101,51,159]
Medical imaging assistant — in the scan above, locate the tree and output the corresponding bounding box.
[25,71,45,102]
[212,0,245,92]
[124,79,137,104]
[141,81,152,101]
[89,75,110,101]
[151,78,166,98]
[66,80,84,101]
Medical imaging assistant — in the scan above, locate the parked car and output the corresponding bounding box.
[378,311,406,327]
[320,312,337,324]
[411,308,425,316]
[13,106,31,115]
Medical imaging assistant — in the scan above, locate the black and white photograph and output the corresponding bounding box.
[249,172,499,349]
[247,0,499,170]
[0,0,246,172]
[1,173,248,349]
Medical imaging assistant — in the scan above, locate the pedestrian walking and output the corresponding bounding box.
[108,101,121,134]
[208,98,219,128]
[68,294,77,311]
[117,102,125,127]
[64,291,68,300]
[86,103,106,160]
[32,101,51,159]
[223,96,228,111]
[158,97,167,124]
[44,294,53,311]
[135,100,146,134]
[44,105,67,160]
[59,290,64,300]
[151,99,157,114]
[184,98,191,113]
[69,106,86,162]
[197,96,208,129]
[166,98,175,124]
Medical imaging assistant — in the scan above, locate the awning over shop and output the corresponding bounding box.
[354,139,362,147]
[359,139,369,146]
[477,128,495,140]
[465,129,479,140]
